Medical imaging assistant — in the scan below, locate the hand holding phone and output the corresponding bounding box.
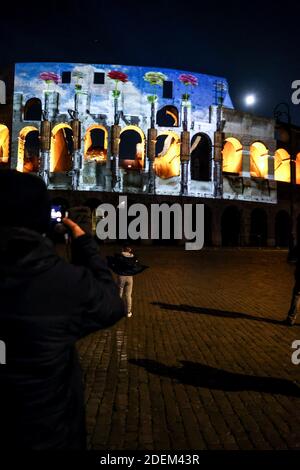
[62,217,85,239]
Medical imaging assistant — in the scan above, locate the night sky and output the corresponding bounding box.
[1,0,300,124]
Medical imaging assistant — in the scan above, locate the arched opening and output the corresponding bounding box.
[0,80,6,104]
[156,105,179,127]
[17,126,40,173]
[222,137,242,173]
[275,210,291,247]
[221,206,241,246]
[250,208,268,246]
[0,124,9,163]
[274,148,290,182]
[23,98,42,121]
[119,126,145,170]
[250,141,268,178]
[50,124,73,173]
[190,133,212,181]
[154,131,181,179]
[84,125,108,163]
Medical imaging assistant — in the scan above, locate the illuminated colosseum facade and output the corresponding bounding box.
[0,62,299,247]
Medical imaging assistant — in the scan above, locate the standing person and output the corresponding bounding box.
[107,246,148,318]
[0,170,125,450]
[117,246,136,318]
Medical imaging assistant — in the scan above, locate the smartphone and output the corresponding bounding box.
[50,205,65,225]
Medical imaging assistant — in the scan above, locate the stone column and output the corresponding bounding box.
[213,130,224,198]
[180,130,190,195]
[71,119,81,190]
[111,124,121,191]
[147,127,157,194]
[39,120,51,186]
[13,92,23,122]
[241,139,252,198]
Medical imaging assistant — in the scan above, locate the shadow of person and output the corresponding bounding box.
[129,359,300,397]
[151,302,291,326]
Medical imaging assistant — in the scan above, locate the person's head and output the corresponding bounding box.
[122,245,132,254]
[0,170,51,234]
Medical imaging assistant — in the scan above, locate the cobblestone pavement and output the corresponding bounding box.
[77,246,300,450]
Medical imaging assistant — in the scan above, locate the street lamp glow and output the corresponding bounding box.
[245,94,256,106]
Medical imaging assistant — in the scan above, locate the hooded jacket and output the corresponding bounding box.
[0,228,125,450]
[107,251,148,276]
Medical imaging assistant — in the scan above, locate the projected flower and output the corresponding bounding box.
[39,72,60,85]
[143,71,167,86]
[179,73,198,101]
[143,71,167,106]
[39,72,60,96]
[108,70,128,98]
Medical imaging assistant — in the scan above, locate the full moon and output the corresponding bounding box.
[245,94,256,106]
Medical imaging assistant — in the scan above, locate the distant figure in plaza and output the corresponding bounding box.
[0,170,125,450]
[107,246,148,318]
[286,245,300,326]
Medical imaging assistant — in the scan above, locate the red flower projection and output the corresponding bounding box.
[107,71,128,83]
[179,74,198,86]
[39,72,60,84]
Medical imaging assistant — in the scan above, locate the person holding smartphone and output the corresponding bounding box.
[0,170,125,450]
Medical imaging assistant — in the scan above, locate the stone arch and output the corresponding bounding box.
[0,124,9,163]
[222,137,243,174]
[221,206,241,246]
[275,210,291,247]
[156,105,179,127]
[190,132,212,181]
[119,125,145,170]
[274,148,290,182]
[23,98,42,121]
[250,208,268,246]
[0,80,6,104]
[250,141,269,178]
[50,123,73,173]
[17,126,40,173]
[154,131,181,179]
[84,124,108,163]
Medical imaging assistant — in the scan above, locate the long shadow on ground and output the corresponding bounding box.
[129,359,300,397]
[151,302,296,326]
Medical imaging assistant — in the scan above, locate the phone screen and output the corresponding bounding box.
[51,205,64,224]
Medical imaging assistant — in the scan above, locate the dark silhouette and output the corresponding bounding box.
[151,302,296,326]
[0,170,125,450]
[130,359,300,397]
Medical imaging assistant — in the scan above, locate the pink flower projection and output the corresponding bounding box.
[39,72,60,84]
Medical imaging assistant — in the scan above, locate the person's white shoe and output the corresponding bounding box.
[127,312,133,318]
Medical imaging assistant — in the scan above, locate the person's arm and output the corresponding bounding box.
[63,218,126,337]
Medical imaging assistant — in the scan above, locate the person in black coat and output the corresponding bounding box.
[0,170,125,450]
[107,246,148,318]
